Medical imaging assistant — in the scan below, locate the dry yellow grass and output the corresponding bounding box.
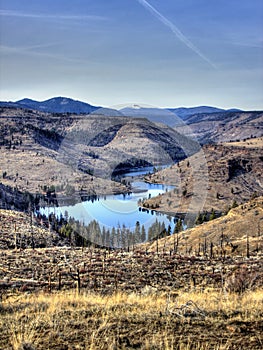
[144,196,263,256]
[223,137,263,149]
[143,141,263,214]
[0,147,125,196]
[1,288,262,349]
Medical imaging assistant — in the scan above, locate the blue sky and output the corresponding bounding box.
[0,0,262,109]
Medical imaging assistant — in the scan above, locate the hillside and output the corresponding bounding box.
[0,209,68,249]
[174,111,263,144]
[145,196,263,256]
[0,107,197,206]
[119,108,263,143]
[1,289,262,350]
[0,108,127,204]
[168,106,230,120]
[142,139,263,217]
[118,106,240,127]
[0,204,262,302]
[0,184,262,350]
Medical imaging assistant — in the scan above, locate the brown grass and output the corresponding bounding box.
[143,142,263,214]
[144,196,263,257]
[223,137,263,149]
[1,288,262,349]
[0,147,125,197]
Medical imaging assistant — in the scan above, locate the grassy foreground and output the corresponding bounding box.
[1,289,262,350]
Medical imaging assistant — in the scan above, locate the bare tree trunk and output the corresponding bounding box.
[246,233,250,259]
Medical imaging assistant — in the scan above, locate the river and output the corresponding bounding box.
[40,166,177,233]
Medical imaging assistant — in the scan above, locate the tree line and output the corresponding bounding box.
[38,211,183,250]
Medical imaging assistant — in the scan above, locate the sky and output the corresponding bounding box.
[0,0,262,109]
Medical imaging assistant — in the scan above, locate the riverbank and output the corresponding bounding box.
[39,169,178,236]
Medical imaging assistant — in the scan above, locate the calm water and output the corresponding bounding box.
[41,167,177,232]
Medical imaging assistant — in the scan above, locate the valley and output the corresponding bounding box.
[1,106,262,244]
[0,104,263,350]
[1,0,262,347]
[0,107,195,202]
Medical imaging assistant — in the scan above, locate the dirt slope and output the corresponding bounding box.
[145,196,263,256]
[142,140,263,215]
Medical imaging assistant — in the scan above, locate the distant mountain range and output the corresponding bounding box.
[168,106,241,120]
[175,110,263,143]
[0,97,100,114]
[0,96,242,124]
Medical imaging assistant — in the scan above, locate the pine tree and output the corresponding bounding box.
[134,221,141,244]
[141,225,146,242]
[209,208,216,221]
[174,218,183,233]
[195,212,203,225]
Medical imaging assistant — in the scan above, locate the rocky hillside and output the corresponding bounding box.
[175,111,263,144]
[142,139,263,217]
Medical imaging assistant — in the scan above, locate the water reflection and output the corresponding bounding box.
[41,168,177,232]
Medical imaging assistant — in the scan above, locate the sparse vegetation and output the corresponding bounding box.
[143,141,263,214]
[1,109,263,349]
[0,288,262,350]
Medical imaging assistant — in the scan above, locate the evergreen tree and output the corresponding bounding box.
[174,218,183,233]
[232,200,238,208]
[134,221,141,244]
[111,227,116,248]
[102,227,107,246]
[209,208,216,221]
[195,212,203,225]
[141,225,146,242]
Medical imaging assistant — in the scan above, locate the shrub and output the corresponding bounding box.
[225,267,259,293]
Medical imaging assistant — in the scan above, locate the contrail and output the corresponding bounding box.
[136,0,217,69]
